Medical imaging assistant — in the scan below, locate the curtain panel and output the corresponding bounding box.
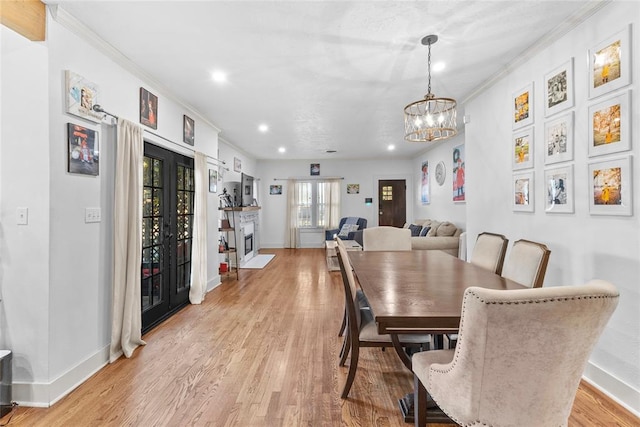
[189,152,208,304]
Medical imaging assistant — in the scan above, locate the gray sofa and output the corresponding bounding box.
[405,219,463,256]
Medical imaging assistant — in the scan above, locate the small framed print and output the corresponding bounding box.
[310,163,320,176]
[545,165,574,214]
[269,185,282,195]
[65,70,103,123]
[544,58,574,117]
[588,90,631,158]
[234,157,241,172]
[513,82,534,129]
[544,112,574,165]
[68,123,99,176]
[589,156,632,216]
[513,171,534,212]
[589,24,631,99]
[347,184,360,194]
[512,127,534,170]
[183,115,195,146]
[209,169,217,193]
[140,87,158,129]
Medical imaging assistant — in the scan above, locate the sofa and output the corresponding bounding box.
[404,219,463,256]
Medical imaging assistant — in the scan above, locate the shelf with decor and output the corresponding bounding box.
[218,210,239,280]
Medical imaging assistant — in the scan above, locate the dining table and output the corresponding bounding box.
[348,249,525,423]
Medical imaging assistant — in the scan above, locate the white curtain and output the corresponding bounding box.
[189,152,208,304]
[110,118,146,362]
[284,179,298,248]
[324,179,341,230]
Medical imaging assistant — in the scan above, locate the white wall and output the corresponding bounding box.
[257,158,412,248]
[0,7,225,405]
[465,2,639,412]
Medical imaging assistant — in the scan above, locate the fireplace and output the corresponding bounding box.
[242,221,255,263]
[244,232,253,256]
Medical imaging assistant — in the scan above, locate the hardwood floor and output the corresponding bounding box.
[10,249,639,426]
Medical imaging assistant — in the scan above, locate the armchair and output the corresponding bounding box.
[325,217,367,241]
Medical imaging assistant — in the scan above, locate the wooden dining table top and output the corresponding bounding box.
[348,250,525,334]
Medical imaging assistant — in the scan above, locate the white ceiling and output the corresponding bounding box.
[48,1,604,160]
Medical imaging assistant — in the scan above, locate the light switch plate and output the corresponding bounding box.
[17,207,28,225]
[85,208,101,223]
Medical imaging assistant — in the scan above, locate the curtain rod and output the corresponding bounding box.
[92,104,227,168]
[273,177,344,181]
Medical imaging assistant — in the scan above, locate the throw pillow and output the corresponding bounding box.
[408,224,422,236]
[419,226,431,237]
[436,222,457,237]
[426,220,441,236]
[338,223,359,238]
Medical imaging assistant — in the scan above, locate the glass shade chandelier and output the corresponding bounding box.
[404,35,457,142]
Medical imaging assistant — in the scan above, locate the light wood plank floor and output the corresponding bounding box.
[10,249,638,426]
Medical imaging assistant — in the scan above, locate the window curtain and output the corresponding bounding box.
[110,118,146,362]
[284,179,298,248]
[323,179,341,230]
[189,152,208,304]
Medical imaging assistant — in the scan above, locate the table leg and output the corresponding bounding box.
[390,334,412,370]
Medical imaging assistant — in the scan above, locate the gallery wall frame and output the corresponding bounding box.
[513,171,534,212]
[65,70,103,123]
[67,123,99,176]
[183,115,195,146]
[234,157,242,172]
[588,90,631,158]
[588,156,632,216]
[588,24,631,99]
[513,82,534,129]
[140,87,158,129]
[452,144,465,202]
[420,160,430,205]
[544,112,574,165]
[512,127,534,170]
[544,165,574,214]
[544,58,574,117]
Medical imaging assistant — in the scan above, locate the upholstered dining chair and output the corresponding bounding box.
[363,226,412,251]
[336,244,431,399]
[501,239,551,288]
[468,232,509,274]
[411,280,619,427]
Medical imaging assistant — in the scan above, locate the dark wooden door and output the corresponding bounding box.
[378,179,406,227]
[141,143,194,333]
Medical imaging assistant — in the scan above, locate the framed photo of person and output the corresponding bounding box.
[140,87,158,129]
[183,115,195,145]
[588,156,632,216]
[310,163,320,176]
[588,90,631,158]
[512,127,534,170]
[513,171,534,212]
[588,24,631,99]
[544,112,573,165]
[513,82,534,129]
[544,165,574,214]
[544,58,574,117]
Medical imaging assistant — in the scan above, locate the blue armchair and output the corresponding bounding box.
[325,217,367,242]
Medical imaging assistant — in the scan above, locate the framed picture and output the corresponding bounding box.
[544,112,574,165]
[452,144,465,202]
[513,172,534,212]
[234,157,242,172]
[588,24,631,99]
[347,184,360,194]
[140,87,158,129]
[589,156,632,216]
[420,160,430,205]
[67,123,99,176]
[269,185,282,195]
[513,82,534,129]
[65,71,103,123]
[545,165,574,214]
[512,127,534,170]
[209,169,217,193]
[588,90,631,157]
[183,115,195,145]
[310,163,320,176]
[544,58,574,117]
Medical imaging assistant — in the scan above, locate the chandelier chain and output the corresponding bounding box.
[427,41,432,96]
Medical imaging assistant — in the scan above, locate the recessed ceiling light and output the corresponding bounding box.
[211,70,227,83]
[258,124,269,133]
[432,62,446,72]
[278,147,286,153]
[388,144,396,151]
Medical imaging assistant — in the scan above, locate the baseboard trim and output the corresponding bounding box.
[14,345,110,407]
[583,361,640,417]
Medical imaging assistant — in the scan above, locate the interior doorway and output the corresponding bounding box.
[378,179,406,227]
[141,143,194,333]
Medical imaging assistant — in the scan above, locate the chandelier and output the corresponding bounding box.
[404,35,457,142]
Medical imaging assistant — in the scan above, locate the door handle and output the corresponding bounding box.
[379,211,383,215]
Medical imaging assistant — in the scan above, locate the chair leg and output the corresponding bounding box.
[338,306,346,337]
[341,344,359,399]
[414,374,427,427]
[339,329,350,366]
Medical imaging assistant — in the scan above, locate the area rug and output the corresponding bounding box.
[241,254,276,269]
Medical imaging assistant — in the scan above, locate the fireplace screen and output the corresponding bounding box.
[244,233,253,256]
